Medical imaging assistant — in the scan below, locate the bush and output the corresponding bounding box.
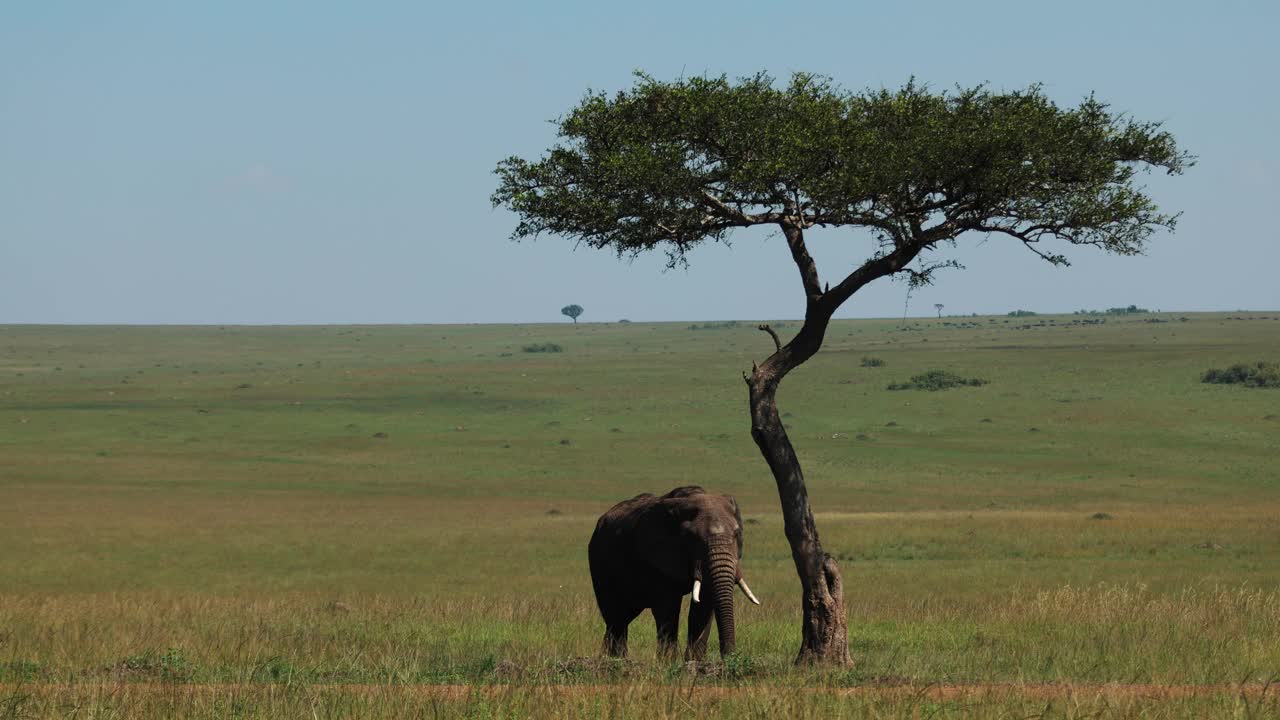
[1201,361,1280,388]
[0,659,43,682]
[118,648,194,681]
[1108,304,1150,315]
[722,652,758,680]
[1075,305,1151,315]
[1007,309,1038,317]
[688,321,740,330]
[522,343,563,353]
[887,370,988,391]
[860,356,885,368]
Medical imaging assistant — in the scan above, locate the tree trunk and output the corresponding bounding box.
[746,314,851,666]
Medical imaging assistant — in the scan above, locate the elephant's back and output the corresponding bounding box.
[591,492,658,534]
[588,492,662,570]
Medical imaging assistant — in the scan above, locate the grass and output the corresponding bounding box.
[9,680,1278,719]
[1,312,1279,717]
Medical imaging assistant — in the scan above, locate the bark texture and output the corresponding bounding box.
[742,220,923,665]
[747,308,850,665]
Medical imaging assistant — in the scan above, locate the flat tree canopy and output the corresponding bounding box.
[493,72,1189,664]
[495,73,1189,280]
[561,304,584,323]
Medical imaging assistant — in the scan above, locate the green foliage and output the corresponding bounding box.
[522,342,563,353]
[253,655,298,683]
[887,369,988,391]
[860,356,885,367]
[1007,309,1039,317]
[561,304,584,323]
[0,659,44,681]
[721,652,758,681]
[1201,361,1280,388]
[494,71,1190,270]
[119,648,194,681]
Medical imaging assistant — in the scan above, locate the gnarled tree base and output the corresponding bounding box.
[796,554,851,665]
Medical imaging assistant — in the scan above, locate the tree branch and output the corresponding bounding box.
[781,222,823,302]
[972,222,1071,265]
[699,190,784,226]
[758,324,781,352]
[821,243,928,313]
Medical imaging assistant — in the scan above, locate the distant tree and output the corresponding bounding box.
[934,303,945,318]
[1107,304,1150,315]
[561,304,584,324]
[494,72,1190,665]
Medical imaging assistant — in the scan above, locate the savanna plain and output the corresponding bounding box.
[1,313,1278,718]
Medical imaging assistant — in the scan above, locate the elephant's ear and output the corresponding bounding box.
[729,496,745,555]
[632,501,691,583]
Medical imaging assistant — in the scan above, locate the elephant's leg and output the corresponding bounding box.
[602,605,643,658]
[652,596,682,662]
[602,623,628,657]
[685,596,713,661]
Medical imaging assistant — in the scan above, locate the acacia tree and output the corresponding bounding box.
[562,304,584,324]
[935,303,945,318]
[493,73,1189,665]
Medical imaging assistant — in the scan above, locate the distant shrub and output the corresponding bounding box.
[522,343,563,353]
[860,356,885,368]
[1107,304,1150,315]
[1007,309,1038,317]
[887,370,988,391]
[1075,305,1151,316]
[1201,361,1280,388]
[617,319,631,323]
[688,320,740,330]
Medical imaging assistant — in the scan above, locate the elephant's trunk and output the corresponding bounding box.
[707,539,738,656]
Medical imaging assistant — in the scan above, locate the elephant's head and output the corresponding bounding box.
[636,486,760,655]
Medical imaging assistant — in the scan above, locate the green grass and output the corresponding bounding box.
[1,313,1278,717]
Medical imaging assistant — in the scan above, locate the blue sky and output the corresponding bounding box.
[2,1,1276,323]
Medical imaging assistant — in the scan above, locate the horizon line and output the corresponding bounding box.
[2,309,1276,328]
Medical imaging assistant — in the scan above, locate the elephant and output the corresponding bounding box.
[588,485,760,660]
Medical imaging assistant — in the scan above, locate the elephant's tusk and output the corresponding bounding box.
[692,579,701,603]
[738,577,760,605]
